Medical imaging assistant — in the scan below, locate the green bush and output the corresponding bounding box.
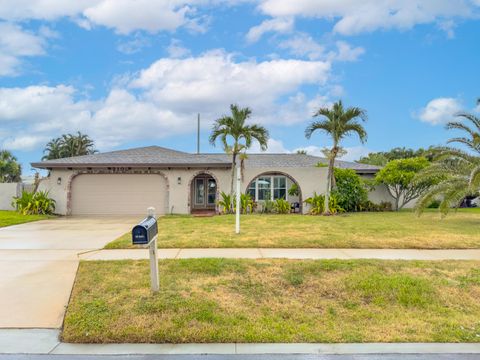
[12,190,56,215]
[273,198,290,214]
[427,199,441,208]
[261,200,275,214]
[218,191,233,214]
[332,168,368,212]
[304,192,344,215]
[359,200,393,212]
[240,193,254,214]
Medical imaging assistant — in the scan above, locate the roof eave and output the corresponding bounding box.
[30,162,232,169]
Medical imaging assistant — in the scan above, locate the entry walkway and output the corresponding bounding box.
[80,248,480,261]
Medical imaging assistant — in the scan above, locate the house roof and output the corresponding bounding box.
[31,145,380,173]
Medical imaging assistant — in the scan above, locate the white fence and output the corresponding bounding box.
[0,183,23,210]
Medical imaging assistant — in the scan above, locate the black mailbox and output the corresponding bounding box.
[132,217,158,245]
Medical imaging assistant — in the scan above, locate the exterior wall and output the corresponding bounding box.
[0,183,22,210]
[37,169,72,215]
[39,166,328,215]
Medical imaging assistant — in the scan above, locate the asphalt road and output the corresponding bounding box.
[1,355,480,360]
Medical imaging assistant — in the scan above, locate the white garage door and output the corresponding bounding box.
[71,174,167,215]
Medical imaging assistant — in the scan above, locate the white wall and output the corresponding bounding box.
[0,183,21,210]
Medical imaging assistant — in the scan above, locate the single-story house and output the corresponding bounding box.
[31,145,393,216]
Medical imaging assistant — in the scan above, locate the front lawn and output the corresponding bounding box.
[63,258,480,343]
[0,210,52,228]
[105,209,480,249]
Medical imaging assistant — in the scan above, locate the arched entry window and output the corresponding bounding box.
[246,172,301,206]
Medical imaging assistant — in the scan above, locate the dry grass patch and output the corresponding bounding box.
[62,259,480,343]
[105,209,480,249]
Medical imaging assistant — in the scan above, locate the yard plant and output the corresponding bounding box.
[12,190,56,215]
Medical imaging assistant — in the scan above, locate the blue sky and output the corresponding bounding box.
[0,1,479,175]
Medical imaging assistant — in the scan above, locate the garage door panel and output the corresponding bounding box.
[71,174,166,215]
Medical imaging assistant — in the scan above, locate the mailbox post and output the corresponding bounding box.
[132,207,159,293]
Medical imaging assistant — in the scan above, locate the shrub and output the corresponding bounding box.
[359,200,393,212]
[427,199,441,208]
[12,190,56,215]
[273,198,290,214]
[218,191,233,214]
[332,168,368,212]
[304,192,344,215]
[240,193,254,214]
[261,200,275,214]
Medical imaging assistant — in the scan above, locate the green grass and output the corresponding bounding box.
[105,209,480,249]
[0,210,52,228]
[62,258,480,343]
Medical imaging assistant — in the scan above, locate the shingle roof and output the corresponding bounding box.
[31,145,380,172]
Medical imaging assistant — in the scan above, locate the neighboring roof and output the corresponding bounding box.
[31,145,380,172]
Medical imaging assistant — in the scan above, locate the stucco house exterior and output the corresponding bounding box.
[31,145,390,216]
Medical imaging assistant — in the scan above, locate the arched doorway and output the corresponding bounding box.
[190,173,217,214]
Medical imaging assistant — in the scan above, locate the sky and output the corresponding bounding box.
[0,0,479,175]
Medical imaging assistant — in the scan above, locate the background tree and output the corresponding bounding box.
[209,104,269,208]
[415,98,480,214]
[0,150,22,183]
[375,157,432,210]
[305,100,367,215]
[358,147,433,166]
[42,132,96,160]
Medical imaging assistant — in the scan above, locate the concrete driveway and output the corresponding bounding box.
[0,217,136,328]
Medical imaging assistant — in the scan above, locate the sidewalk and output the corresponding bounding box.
[1,329,480,355]
[79,248,480,261]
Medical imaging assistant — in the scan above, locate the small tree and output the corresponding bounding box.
[0,150,21,183]
[375,157,432,210]
[332,168,368,212]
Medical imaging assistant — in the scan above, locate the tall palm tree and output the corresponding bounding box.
[0,150,21,183]
[415,98,480,214]
[305,100,367,215]
[209,104,269,207]
[42,132,96,160]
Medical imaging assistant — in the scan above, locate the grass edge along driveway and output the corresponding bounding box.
[105,209,480,249]
[62,258,480,344]
[0,210,52,228]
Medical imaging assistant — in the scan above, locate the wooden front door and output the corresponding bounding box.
[192,175,216,210]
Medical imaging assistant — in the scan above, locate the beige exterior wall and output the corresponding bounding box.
[39,166,401,215]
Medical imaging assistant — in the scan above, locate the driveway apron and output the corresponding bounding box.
[0,217,136,328]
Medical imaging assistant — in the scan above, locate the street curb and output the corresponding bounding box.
[2,329,480,355]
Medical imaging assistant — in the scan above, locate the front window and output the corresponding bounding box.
[248,175,289,201]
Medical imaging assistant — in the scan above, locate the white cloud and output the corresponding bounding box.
[0,0,238,35]
[167,39,191,58]
[246,17,294,43]
[0,22,47,76]
[131,50,331,125]
[333,41,364,62]
[248,138,290,153]
[278,33,324,60]
[117,35,150,54]
[256,0,478,35]
[0,51,334,152]
[417,97,462,125]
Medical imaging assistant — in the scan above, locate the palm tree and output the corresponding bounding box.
[0,150,21,183]
[209,104,269,208]
[42,132,96,160]
[305,100,367,215]
[415,98,480,214]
